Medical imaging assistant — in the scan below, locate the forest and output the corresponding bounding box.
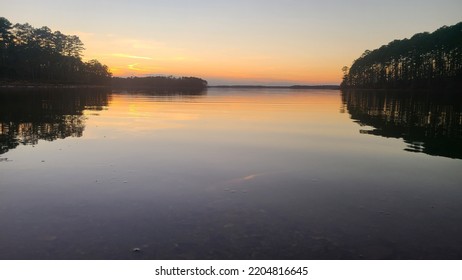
[0,17,207,90]
[112,76,208,92]
[0,17,111,85]
[341,22,462,89]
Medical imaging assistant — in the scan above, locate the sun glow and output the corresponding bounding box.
[4,0,461,85]
[77,31,344,84]
[112,53,153,60]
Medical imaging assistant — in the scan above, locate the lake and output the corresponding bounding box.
[1,87,462,259]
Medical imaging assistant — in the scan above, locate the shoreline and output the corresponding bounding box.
[208,85,340,90]
[1,82,340,90]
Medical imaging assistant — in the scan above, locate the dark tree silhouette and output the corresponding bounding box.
[0,17,111,85]
[341,22,462,89]
[0,17,14,77]
[111,76,208,93]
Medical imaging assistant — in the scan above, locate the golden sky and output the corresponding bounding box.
[2,0,461,85]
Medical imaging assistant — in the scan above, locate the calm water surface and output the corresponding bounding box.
[1,88,462,259]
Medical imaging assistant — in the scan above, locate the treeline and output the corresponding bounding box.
[341,22,462,89]
[0,17,111,85]
[112,76,208,92]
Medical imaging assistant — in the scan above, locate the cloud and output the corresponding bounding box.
[128,63,141,70]
[121,63,164,75]
[112,53,153,60]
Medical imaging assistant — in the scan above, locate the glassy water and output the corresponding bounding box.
[1,88,461,259]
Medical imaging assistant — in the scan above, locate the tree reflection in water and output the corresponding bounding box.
[0,88,111,155]
[342,89,462,159]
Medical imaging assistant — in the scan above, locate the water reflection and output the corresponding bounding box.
[0,88,208,156]
[117,88,207,97]
[342,89,462,159]
[0,88,110,155]
[1,88,462,260]
[114,89,207,105]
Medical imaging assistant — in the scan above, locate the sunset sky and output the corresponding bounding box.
[2,0,461,85]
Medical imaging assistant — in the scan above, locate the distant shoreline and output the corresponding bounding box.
[208,85,340,90]
[1,82,341,90]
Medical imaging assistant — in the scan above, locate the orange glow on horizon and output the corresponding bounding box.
[102,58,342,84]
[6,1,460,86]
[80,34,344,85]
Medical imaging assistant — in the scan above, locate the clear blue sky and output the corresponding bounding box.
[2,0,461,84]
